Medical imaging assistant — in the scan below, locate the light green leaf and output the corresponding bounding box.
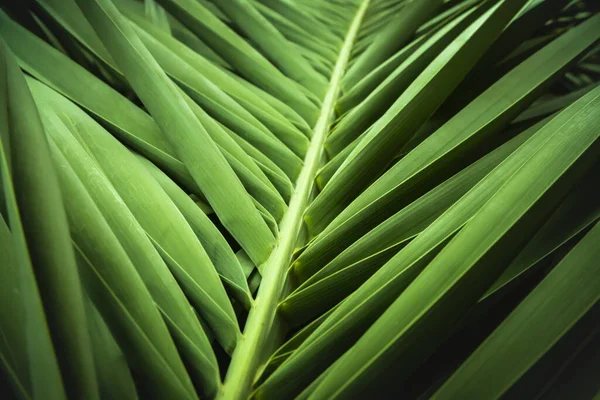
[282,119,541,324]
[307,84,600,399]
[30,78,241,354]
[74,0,275,265]
[50,138,196,399]
[342,0,443,90]
[305,0,530,236]
[138,154,253,309]
[304,11,600,256]
[155,0,320,123]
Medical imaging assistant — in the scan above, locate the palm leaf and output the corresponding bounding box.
[432,219,600,399]
[298,12,600,279]
[1,0,599,399]
[0,40,95,400]
[50,140,197,399]
[83,297,138,400]
[30,79,241,354]
[74,0,275,266]
[304,80,600,400]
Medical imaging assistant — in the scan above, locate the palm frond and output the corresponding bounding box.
[1,0,599,399]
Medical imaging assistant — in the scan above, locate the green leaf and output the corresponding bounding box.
[432,220,600,399]
[482,161,600,301]
[83,297,138,400]
[0,11,194,190]
[74,0,275,265]
[257,304,341,386]
[49,138,197,399]
[302,11,600,263]
[305,0,530,236]
[336,27,432,116]
[0,117,66,400]
[329,3,485,156]
[0,40,96,400]
[281,119,541,325]
[0,217,33,400]
[255,93,589,398]
[258,0,342,53]
[154,0,320,123]
[30,78,241,354]
[137,154,254,309]
[124,16,305,178]
[37,100,222,396]
[255,2,338,66]
[3,1,600,399]
[210,0,328,97]
[143,0,170,34]
[306,84,600,399]
[39,0,310,162]
[512,81,600,125]
[342,0,443,90]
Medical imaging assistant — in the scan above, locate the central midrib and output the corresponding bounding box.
[218,2,371,399]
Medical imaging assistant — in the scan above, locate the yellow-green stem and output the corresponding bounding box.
[218,2,370,399]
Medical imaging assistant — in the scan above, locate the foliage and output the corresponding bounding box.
[1,0,599,399]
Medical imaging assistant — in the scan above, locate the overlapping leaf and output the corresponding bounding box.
[1,0,599,399]
[0,41,95,400]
